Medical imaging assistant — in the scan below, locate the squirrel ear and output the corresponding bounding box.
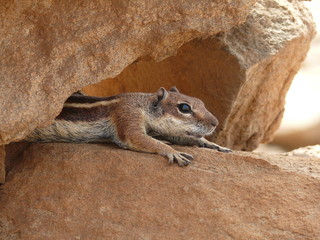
[71,91,85,96]
[169,86,179,93]
[154,87,168,108]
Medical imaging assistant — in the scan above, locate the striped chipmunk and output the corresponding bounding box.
[25,87,231,166]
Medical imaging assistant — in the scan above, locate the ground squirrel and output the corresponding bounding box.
[25,87,231,166]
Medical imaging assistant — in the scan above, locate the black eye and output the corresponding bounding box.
[178,103,192,114]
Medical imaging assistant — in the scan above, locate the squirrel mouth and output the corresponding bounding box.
[186,127,215,138]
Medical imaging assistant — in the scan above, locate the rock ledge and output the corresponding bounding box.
[1,143,320,239]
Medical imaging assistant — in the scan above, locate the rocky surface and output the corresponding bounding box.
[216,0,316,149]
[1,1,318,238]
[0,0,256,145]
[1,143,320,239]
[286,145,320,158]
[0,146,5,184]
[83,0,316,151]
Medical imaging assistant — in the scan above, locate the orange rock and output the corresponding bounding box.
[1,143,320,239]
[0,0,255,145]
[0,0,316,151]
[83,0,316,150]
[0,145,5,184]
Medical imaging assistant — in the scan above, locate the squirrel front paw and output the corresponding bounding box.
[167,152,194,166]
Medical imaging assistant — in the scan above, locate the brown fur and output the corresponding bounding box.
[56,106,112,122]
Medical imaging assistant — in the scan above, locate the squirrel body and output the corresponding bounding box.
[25,87,231,166]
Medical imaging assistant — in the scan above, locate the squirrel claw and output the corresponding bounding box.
[167,152,193,166]
[217,146,232,153]
[180,153,194,160]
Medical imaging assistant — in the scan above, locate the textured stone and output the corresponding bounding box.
[0,145,5,184]
[83,0,316,150]
[0,0,256,144]
[1,143,320,239]
[215,0,316,149]
[286,145,320,158]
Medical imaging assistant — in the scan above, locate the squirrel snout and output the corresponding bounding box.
[211,116,219,127]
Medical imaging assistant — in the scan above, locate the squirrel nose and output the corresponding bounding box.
[211,116,219,127]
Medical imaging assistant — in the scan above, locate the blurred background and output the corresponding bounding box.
[258,1,320,152]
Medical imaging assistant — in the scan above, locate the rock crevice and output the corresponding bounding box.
[0,0,256,144]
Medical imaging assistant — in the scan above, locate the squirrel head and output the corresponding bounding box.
[151,87,219,138]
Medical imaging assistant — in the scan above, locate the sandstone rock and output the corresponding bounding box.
[0,0,256,145]
[216,0,316,149]
[0,145,5,184]
[83,0,316,150]
[286,145,320,158]
[272,121,320,151]
[4,143,32,175]
[1,143,320,239]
